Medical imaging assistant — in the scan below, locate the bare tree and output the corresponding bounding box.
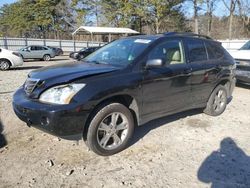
[237,0,250,35]
[222,0,238,39]
[206,0,216,36]
[193,0,199,33]
[190,0,203,34]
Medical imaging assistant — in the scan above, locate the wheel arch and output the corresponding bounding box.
[0,58,13,66]
[216,79,231,97]
[83,94,139,141]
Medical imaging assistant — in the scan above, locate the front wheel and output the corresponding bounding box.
[0,60,10,70]
[43,54,51,61]
[204,85,228,116]
[86,103,134,156]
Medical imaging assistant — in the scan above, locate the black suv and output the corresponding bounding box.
[13,33,236,156]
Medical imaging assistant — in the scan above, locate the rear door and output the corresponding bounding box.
[30,46,41,59]
[141,38,192,122]
[204,41,229,94]
[36,46,48,58]
[184,38,214,105]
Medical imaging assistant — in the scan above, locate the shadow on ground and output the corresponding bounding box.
[0,119,7,148]
[236,82,250,89]
[198,137,250,188]
[23,58,70,62]
[130,108,202,147]
[11,66,43,70]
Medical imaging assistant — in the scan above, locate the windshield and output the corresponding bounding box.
[240,41,250,50]
[84,38,152,67]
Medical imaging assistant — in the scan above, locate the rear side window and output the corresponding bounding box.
[205,42,224,60]
[187,39,207,62]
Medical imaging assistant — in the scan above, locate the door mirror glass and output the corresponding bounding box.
[146,59,163,68]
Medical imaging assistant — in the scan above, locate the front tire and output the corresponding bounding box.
[86,103,134,156]
[204,85,228,116]
[0,59,10,70]
[43,54,51,61]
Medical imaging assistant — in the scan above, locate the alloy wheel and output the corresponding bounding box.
[97,112,129,150]
[0,61,10,70]
[213,89,227,113]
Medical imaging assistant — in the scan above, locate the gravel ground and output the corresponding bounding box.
[0,57,250,188]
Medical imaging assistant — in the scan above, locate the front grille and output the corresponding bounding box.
[24,78,40,95]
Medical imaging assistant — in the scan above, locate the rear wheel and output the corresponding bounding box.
[0,59,10,70]
[204,85,228,116]
[86,103,134,156]
[43,54,51,61]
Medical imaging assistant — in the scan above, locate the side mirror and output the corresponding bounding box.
[24,49,30,52]
[146,59,163,68]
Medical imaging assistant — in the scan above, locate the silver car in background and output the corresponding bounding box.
[19,45,56,61]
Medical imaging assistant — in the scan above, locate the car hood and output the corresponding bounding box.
[26,62,122,98]
[29,62,121,82]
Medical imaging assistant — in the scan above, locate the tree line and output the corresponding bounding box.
[0,0,250,40]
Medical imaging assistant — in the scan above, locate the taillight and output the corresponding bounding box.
[12,52,21,57]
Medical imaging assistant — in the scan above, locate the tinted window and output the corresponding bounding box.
[187,39,207,62]
[30,46,36,51]
[205,42,224,59]
[35,46,47,50]
[148,39,184,65]
[85,38,151,67]
[240,41,250,50]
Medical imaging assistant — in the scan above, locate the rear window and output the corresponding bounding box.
[187,39,207,62]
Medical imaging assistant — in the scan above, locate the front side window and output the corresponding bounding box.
[148,39,184,66]
[30,46,36,51]
[187,39,207,62]
[84,38,152,67]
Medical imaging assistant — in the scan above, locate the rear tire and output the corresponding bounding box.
[0,59,11,70]
[204,85,228,116]
[43,54,51,61]
[86,103,134,156]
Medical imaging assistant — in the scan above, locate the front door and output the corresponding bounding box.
[141,38,192,122]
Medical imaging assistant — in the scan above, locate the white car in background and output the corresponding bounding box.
[227,41,250,84]
[0,48,23,70]
[228,41,250,60]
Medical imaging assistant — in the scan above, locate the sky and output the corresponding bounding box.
[0,0,16,7]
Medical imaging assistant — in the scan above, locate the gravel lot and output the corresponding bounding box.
[0,57,250,188]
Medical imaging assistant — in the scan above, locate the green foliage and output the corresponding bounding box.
[0,0,74,38]
[0,0,189,37]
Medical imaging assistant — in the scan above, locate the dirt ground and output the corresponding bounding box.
[0,57,250,188]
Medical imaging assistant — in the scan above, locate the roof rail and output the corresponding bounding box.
[163,32,213,40]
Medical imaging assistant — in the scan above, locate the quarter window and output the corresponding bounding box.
[187,39,207,62]
[148,39,184,66]
[205,42,224,59]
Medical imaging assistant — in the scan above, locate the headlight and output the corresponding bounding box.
[39,83,85,104]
